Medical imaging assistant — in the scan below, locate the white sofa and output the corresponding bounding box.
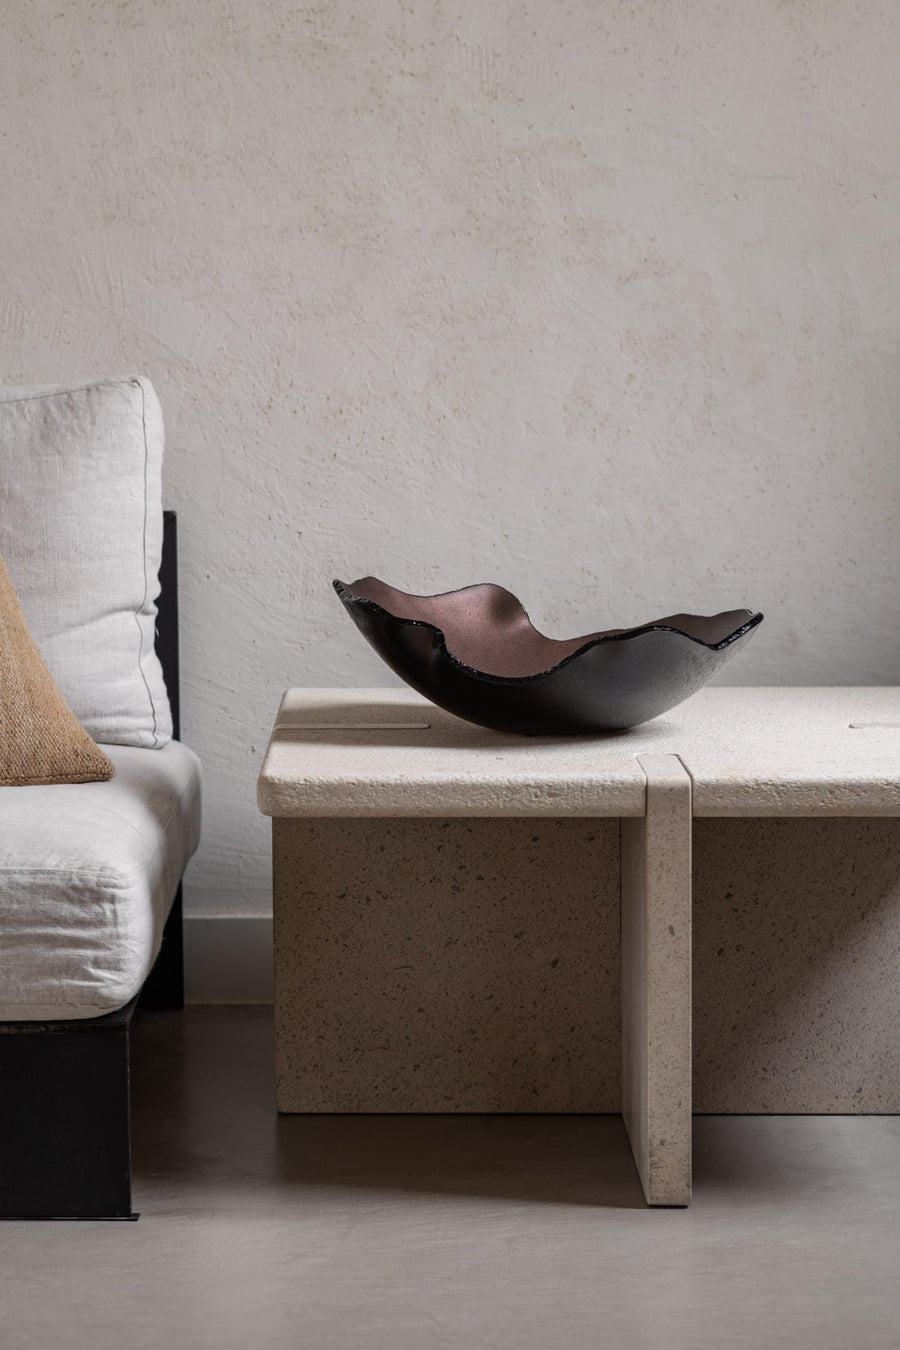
[0,376,201,1218]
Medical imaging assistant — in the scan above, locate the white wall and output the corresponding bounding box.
[2,0,899,919]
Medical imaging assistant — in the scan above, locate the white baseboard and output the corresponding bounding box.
[184,916,274,1004]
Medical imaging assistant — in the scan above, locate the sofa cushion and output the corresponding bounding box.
[0,376,173,748]
[0,740,202,1020]
[0,548,114,786]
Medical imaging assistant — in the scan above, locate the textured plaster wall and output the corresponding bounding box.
[1,1,899,916]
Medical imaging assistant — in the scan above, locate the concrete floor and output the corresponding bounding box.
[1,1008,899,1349]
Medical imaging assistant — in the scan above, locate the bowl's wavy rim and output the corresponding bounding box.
[333,579,764,686]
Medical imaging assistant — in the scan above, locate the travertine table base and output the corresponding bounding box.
[621,757,693,1207]
[258,687,900,1207]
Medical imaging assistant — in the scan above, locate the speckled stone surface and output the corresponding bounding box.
[622,756,693,1206]
[273,817,621,1112]
[259,687,900,820]
[260,687,648,819]
[693,817,900,1112]
[261,688,900,1131]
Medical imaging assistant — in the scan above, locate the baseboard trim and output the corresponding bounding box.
[184,917,273,1004]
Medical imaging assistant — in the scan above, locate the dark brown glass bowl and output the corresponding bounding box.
[334,576,763,735]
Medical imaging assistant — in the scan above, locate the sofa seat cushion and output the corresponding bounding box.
[0,376,172,749]
[0,741,201,1020]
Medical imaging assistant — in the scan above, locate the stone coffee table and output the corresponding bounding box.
[258,685,900,1206]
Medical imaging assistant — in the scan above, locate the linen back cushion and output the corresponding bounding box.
[0,377,172,748]
[0,548,114,785]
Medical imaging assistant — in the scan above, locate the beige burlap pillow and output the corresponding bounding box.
[0,550,114,786]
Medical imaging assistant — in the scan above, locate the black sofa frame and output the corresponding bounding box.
[0,511,185,1220]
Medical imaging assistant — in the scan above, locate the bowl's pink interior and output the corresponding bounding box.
[345,577,750,679]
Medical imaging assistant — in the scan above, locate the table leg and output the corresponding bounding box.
[621,754,693,1206]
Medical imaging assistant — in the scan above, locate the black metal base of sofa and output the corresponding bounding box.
[138,884,185,1012]
[0,997,136,1219]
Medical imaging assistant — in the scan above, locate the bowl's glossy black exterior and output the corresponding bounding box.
[334,579,763,735]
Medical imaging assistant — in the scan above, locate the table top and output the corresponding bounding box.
[257,686,900,819]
